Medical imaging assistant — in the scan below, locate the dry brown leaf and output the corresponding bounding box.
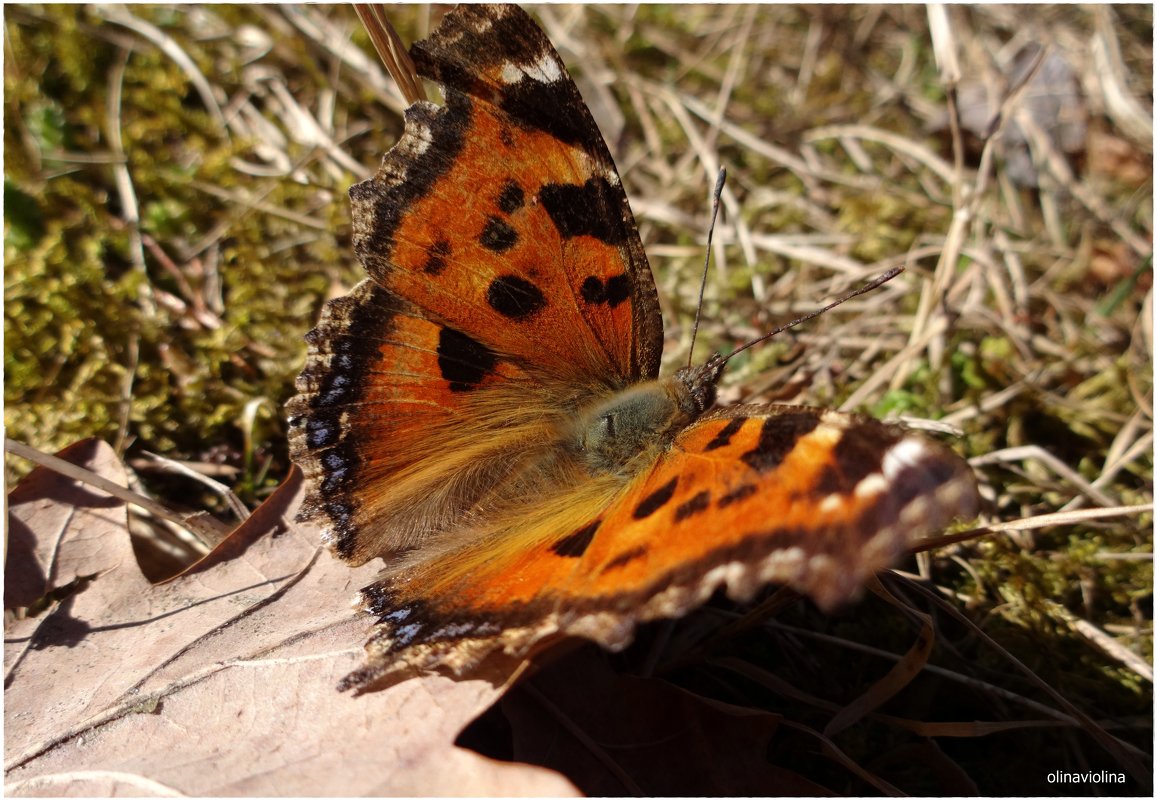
[5,439,135,610]
[4,439,576,796]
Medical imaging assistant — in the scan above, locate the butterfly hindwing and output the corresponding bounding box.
[573,408,979,613]
[338,407,978,692]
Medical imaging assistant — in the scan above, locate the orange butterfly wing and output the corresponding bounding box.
[288,4,661,565]
[340,408,977,692]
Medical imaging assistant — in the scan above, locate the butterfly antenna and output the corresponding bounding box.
[721,266,905,365]
[687,167,727,368]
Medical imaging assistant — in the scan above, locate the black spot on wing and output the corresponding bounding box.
[674,490,711,522]
[601,546,648,573]
[633,477,678,520]
[480,216,518,252]
[423,238,451,275]
[717,483,757,508]
[741,413,821,473]
[705,417,746,451]
[437,327,497,391]
[551,520,601,558]
[540,178,626,245]
[832,423,897,486]
[497,180,525,214]
[580,274,631,308]
[814,465,845,495]
[487,276,546,319]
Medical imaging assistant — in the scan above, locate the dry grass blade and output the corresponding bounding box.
[138,451,249,522]
[978,504,1152,534]
[355,4,425,105]
[910,505,1152,555]
[1051,604,1154,682]
[712,656,838,713]
[778,720,902,796]
[1091,5,1154,145]
[94,5,227,131]
[873,715,1079,739]
[971,445,1120,507]
[6,438,229,543]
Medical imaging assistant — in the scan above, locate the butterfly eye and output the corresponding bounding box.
[574,384,689,475]
[600,413,617,438]
[576,414,613,456]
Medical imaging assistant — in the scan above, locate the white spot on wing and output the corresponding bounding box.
[500,62,523,85]
[854,472,888,499]
[530,53,563,83]
[820,494,844,513]
[882,437,928,480]
[502,54,563,86]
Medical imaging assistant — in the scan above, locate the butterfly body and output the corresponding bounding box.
[287,4,978,693]
[574,358,722,475]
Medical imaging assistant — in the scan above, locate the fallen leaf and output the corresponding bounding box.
[4,439,576,796]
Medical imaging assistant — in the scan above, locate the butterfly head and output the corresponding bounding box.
[672,352,726,416]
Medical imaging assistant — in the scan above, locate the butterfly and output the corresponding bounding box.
[286,3,979,693]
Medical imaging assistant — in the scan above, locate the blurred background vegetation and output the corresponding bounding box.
[4,4,1152,794]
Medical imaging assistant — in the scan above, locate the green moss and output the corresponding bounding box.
[4,5,357,500]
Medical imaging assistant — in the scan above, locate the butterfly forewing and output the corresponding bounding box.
[289,4,662,564]
[350,3,662,384]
